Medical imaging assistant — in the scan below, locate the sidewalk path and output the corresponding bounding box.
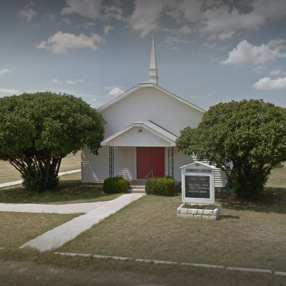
[0,169,81,189]
[20,193,144,252]
[0,201,107,214]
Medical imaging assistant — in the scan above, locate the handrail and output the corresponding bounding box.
[145,169,153,195]
[145,169,154,179]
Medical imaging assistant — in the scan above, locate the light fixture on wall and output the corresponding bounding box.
[138,129,142,132]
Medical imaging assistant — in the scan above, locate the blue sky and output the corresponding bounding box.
[0,0,286,110]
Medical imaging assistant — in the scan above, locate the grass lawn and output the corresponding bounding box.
[0,152,81,184]
[0,163,285,285]
[0,212,78,249]
[0,172,121,204]
[57,162,286,273]
[1,254,285,286]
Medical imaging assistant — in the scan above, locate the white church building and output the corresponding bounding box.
[81,35,227,188]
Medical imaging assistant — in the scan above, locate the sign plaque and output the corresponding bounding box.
[180,162,215,204]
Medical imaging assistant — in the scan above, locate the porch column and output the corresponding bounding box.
[168,147,174,178]
[109,146,114,178]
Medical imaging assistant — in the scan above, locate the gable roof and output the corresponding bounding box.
[101,120,177,146]
[98,83,206,113]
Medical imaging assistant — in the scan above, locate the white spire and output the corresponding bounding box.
[148,33,159,85]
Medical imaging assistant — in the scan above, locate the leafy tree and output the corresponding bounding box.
[176,100,286,200]
[0,92,105,191]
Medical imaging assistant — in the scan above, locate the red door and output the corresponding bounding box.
[137,147,165,179]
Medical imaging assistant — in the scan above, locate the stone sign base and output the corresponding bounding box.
[177,204,220,220]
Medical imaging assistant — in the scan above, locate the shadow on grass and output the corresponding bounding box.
[220,215,240,220]
[217,187,286,215]
[0,180,121,204]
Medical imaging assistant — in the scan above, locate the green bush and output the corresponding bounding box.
[103,176,130,194]
[145,177,175,196]
[22,175,59,192]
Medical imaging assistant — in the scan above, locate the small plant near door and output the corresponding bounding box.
[103,176,130,194]
[145,177,175,196]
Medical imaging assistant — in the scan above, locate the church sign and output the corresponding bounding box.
[180,162,215,204]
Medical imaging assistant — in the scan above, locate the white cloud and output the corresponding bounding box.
[37,31,104,54]
[0,88,19,94]
[61,0,104,19]
[59,0,286,40]
[190,94,211,99]
[253,76,286,90]
[65,79,84,85]
[129,0,166,37]
[52,78,61,84]
[61,0,124,21]
[52,78,84,85]
[105,86,124,97]
[20,1,37,22]
[0,69,11,77]
[168,0,286,40]
[221,40,286,65]
[103,25,113,35]
[163,36,188,50]
[62,18,72,25]
[270,70,281,76]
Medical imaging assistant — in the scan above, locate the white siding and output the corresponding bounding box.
[114,147,135,180]
[173,148,195,181]
[102,87,203,138]
[214,169,227,187]
[81,146,109,183]
[83,85,205,184]
[192,156,227,187]
[108,126,172,147]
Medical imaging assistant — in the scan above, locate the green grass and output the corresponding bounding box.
[0,176,122,204]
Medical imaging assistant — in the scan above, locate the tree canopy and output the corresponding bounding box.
[0,92,105,191]
[176,99,286,200]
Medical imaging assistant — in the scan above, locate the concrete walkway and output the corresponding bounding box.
[0,201,107,214]
[0,169,81,189]
[19,193,144,252]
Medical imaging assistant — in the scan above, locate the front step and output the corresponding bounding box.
[129,185,145,193]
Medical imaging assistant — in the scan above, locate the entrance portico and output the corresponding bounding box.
[101,121,177,180]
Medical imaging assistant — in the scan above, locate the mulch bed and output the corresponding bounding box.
[216,189,286,208]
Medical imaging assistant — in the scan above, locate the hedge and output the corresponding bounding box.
[145,177,175,196]
[103,176,130,194]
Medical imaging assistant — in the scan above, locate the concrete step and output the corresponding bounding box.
[129,185,145,193]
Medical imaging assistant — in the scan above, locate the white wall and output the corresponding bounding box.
[81,146,109,183]
[83,85,205,184]
[102,86,203,138]
[114,147,136,180]
[108,126,171,147]
[173,148,195,181]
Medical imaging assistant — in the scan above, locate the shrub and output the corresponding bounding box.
[23,175,58,192]
[103,176,130,194]
[145,177,175,196]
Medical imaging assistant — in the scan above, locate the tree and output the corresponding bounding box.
[176,99,286,200]
[0,92,105,191]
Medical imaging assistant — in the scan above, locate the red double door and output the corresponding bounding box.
[137,147,165,179]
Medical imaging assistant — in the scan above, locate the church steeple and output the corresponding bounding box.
[148,33,159,85]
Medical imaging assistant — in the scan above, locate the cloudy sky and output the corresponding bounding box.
[0,0,286,110]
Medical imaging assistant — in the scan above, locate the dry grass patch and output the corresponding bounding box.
[266,162,286,188]
[1,256,285,286]
[0,153,81,184]
[0,212,78,249]
[60,195,286,272]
